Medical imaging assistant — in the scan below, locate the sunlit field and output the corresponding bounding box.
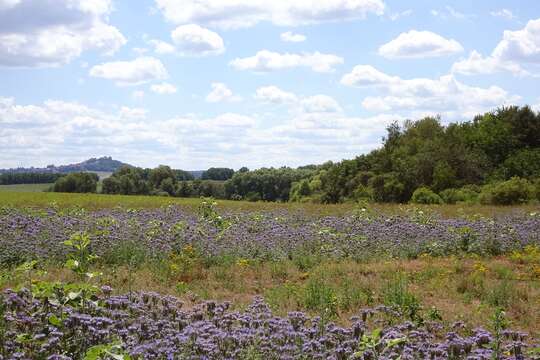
[1,192,539,358]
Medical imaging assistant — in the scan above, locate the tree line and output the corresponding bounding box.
[50,106,540,205]
[0,172,65,185]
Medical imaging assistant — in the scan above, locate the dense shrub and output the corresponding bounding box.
[439,186,480,204]
[52,172,98,193]
[411,187,443,204]
[369,173,405,203]
[479,177,533,205]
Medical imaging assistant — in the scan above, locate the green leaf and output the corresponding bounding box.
[67,290,82,300]
[48,314,62,327]
[65,259,80,270]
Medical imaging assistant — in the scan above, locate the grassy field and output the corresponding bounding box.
[1,193,539,357]
[0,183,51,192]
[0,190,538,217]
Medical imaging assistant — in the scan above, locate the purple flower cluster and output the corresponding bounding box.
[0,207,538,266]
[0,288,534,359]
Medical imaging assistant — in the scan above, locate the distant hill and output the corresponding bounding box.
[0,157,130,174]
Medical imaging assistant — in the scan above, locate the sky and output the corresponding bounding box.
[1,0,540,170]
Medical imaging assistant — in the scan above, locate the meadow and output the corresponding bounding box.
[0,192,539,359]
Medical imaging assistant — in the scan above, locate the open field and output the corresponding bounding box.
[1,195,539,358]
[0,183,51,192]
[0,190,538,217]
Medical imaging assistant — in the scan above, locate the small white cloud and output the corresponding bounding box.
[280,31,306,43]
[89,57,168,86]
[255,86,298,104]
[389,9,412,21]
[431,6,473,20]
[378,30,463,59]
[149,39,176,54]
[150,82,178,94]
[230,50,343,73]
[490,9,516,20]
[205,83,241,103]
[171,24,225,56]
[149,24,225,57]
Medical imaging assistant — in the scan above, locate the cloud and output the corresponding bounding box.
[255,85,341,113]
[0,96,398,169]
[280,31,306,42]
[89,57,168,86]
[230,50,343,73]
[490,9,516,20]
[431,6,472,20]
[119,106,147,120]
[255,86,298,104]
[0,0,126,67]
[493,18,540,64]
[205,83,241,103]
[149,24,224,57]
[154,0,385,29]
[451,50,528,76]
[388,9,412,21]
[452,18,540,76]
[150,82,178,94]
[341,65,520,118]
[378,30,463,59]
[301,95,342,113]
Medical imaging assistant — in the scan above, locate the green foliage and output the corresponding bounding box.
[225,167,315,202]
[369,173,405,203]
[53,172,98,193]
[286,106,540,204]
[303,277,338,318]
[201,167,234,181]
[439,188,477,204]
[64,232,99,280]
[0,172,65,185]
[84,341,131,360]
[382,274,421,322]
[479,177,533,205]
[410,187,443,204]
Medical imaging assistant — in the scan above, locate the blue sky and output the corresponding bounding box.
[1,0,540,170]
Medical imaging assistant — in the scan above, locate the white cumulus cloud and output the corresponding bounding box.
[230,50,343,73]
[341,65,520,118]
[452,18,540,76]
[255,86,298,104]
[149,24,225,57]
[280,31,306,42]
[0,0,126,67]
[205,83,241,103]
[378,30,463,59]
[89,57,168,86]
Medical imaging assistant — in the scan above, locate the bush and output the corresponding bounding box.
[439,186,479,204]
[411,187,443,204]
[53,172,98,193]
[479,177,533,205]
